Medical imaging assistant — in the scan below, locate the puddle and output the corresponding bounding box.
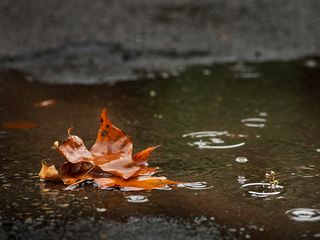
[182,131,246,149]
[285,208,320,222]
[1,59,320,239]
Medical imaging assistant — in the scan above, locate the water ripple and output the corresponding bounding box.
[182,131,246,149]
[285,208,320,222]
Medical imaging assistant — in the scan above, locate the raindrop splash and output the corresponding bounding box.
[183,131,246,149]
[235,157,248,163]
[285,208,320,222]
[241,118,266,128]
[242,182,284,198]
[179,182,211,190]
[126,195,149,203]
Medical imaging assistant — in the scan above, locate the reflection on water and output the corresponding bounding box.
[1,59,320,238]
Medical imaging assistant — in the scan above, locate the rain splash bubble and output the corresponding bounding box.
[285,208,320,222]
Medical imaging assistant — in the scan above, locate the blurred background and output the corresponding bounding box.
[1,0,320,83]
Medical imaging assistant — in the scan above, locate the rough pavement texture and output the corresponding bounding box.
[0,0,320,83]
[0,217,230,240]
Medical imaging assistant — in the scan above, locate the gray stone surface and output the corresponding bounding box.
[0,0,320,83]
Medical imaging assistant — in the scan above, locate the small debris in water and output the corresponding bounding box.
[316,149,320,152]
[126,195,149,203]
[235,157,248,163]
[96,208,107,212]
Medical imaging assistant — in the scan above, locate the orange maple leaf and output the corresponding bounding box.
[39,108,179,191]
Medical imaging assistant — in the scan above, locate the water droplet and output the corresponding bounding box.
[126,195,149,203]
[285,208,320,222]
[235,157,248,163]
[180,182,211,190]
[96,208,107,212]
[242,182,284,198]
[183,131,246,149]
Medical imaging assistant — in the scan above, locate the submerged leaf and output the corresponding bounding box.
[39,160,61,181]
[94,176,179,191]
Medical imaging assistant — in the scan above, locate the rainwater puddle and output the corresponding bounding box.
[1,59,320,239]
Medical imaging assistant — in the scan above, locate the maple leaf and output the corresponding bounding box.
[39,108,180,191]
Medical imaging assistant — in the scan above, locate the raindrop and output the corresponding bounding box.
[242,182,284,198]
[285,208,320,222]
[235,157,248,163]
[126,195,149,203]
[180,182,211,190]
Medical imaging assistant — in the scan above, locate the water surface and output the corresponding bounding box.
[1,59,320,239]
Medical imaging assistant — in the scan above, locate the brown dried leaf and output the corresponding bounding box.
[58,127,94,164]
[40,108,183,191]
[94,176,179,191]
[39,160,61,181]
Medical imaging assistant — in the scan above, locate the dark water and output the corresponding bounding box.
[1,59,320,239]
